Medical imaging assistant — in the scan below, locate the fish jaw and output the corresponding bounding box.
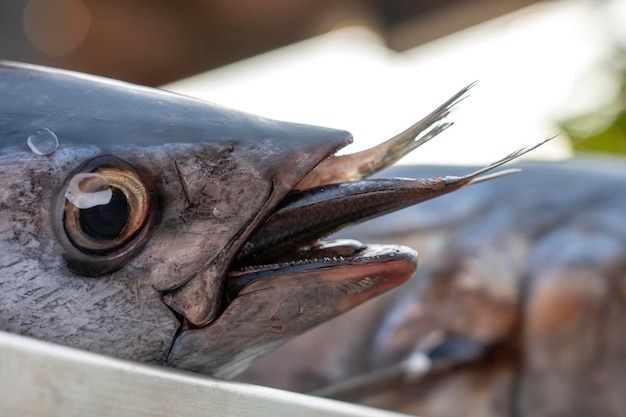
[167,243,417,377]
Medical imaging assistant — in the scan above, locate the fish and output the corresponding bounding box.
[236,160,626,417]
[0,61,547,378]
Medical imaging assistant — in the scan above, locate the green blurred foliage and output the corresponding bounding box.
[562,111,626,155]
[560,44,626,156]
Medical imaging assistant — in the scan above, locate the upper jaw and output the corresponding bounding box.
[221,86,475,280]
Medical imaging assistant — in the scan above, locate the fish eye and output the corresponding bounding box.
[54,156,156,276]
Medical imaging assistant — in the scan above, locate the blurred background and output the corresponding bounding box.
[1,0,625,163]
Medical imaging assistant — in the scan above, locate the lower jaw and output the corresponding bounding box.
[226,240,418,303]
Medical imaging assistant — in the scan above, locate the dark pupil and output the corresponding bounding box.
[79,188,129,239]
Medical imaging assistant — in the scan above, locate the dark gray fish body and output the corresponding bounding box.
[0,61,544,378]
[238,160,626,417]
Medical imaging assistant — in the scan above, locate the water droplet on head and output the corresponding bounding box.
[65,173,113,209]
[27,128,59,155]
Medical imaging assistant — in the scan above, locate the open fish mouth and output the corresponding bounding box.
[227,240,418,313]
[0,61,553,376]
[224,84,550,301]
[165,83,550,376]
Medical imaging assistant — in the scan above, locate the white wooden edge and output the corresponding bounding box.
[0,330,413,417]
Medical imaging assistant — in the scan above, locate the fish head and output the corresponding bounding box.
[0,62,417,372]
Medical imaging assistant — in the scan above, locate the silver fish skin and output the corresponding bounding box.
[237,160,626,417]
